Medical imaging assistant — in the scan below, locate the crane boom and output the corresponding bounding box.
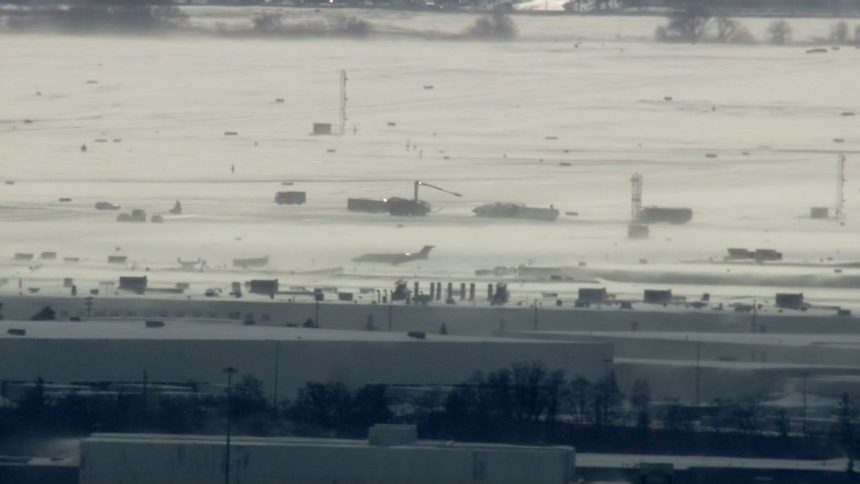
[413,180,462,201]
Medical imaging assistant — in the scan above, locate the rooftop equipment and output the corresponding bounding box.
[118,276,147,294]
[643,289,672,304]
[248,279,279,296]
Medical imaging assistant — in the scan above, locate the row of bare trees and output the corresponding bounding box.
[437,363,797,440]
[4,367,855,459]
[656,7,860,45]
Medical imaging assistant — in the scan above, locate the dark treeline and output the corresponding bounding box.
[3,0,860,14]
[0,2,516,40]
[654,3,860,43]
[0,363,854,460]
[2,3,187,33]
[627,0,860,11]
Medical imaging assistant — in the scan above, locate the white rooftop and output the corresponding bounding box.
[81,433,847,472]
[577,452,848,472]
[0,319,586,345]
[85,433,571,454]
[519,330,860,349]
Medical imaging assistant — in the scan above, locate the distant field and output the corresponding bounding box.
[0,13,858,306]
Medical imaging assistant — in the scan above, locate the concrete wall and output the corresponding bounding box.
[79,436,574,484]
[0,337,611,398]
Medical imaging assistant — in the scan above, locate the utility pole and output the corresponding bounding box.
[836,154,846,221]
[695,343,701,405]
[222,366,238,484]
[751,299,758,332]
[802,372,809,435]
[84,296,94,317]
[532,302,539,331]
[602,358,612,425]
[313,289,322,328]
[338,70,348,136]
[272,343,280,409]
[314,300,320,328]
[142,369,149,408]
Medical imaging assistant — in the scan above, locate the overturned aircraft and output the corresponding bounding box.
[473,202,559,221]
[352,246,434,265]
[232,256,269,269]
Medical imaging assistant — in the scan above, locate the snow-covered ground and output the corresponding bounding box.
[1,12,858,308]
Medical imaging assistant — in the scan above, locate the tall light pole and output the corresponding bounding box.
[313,289,322,328]
[602,358,612,424]
[222,366,238,484]
[802,372,809,435]
[338,70,348,136]
[387,303,393,332]
[695,342,701,406]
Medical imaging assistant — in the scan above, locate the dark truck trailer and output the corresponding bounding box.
[637,206,693,224]
[754,248,782,261]
[727,248,755,260]
[386,197,431,216]
[275,191,306,205]
[347,198,389,213]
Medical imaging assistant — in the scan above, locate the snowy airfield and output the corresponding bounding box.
[1,11,859,308]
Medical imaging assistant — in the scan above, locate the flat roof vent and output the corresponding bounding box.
[368,424,417,446]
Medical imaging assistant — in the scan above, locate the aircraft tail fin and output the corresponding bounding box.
[417,245,434,258]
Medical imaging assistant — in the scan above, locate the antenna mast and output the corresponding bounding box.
[338,70,348,136]
[631,173,643,220]
[836,154,846,220]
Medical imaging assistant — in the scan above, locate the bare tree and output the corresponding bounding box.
[253,12,283,32]
[767,19,792,45]
[713,17,755,44]
[831,21,850,44]
[511,361,547,424]
[731,398,765,435]
[568,375,592,426]
[630,378,652,432]
[466,8,517,40]
[772,407,791,438]
[657,4,711,43]
[837,393,857,450]
[542,369,566,432]
[662,402,695,432]
[592,371,623,429]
